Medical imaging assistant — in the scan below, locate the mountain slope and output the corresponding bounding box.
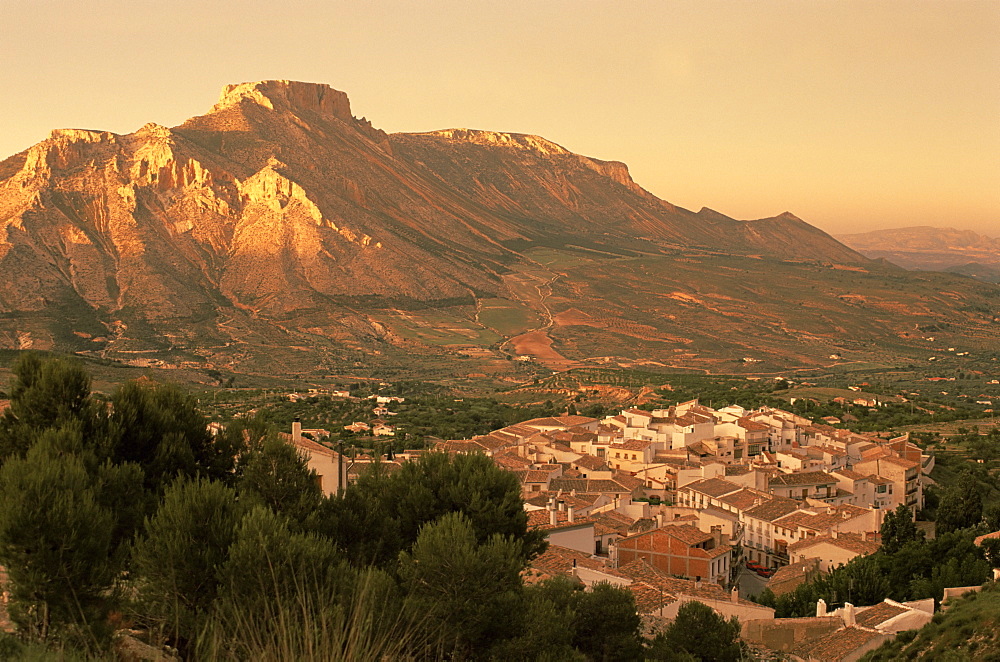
[0,80,997,380]
[838,226,1000,283]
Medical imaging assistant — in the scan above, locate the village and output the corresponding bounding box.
[276,396,1000,661]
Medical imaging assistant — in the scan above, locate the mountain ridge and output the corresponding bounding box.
[0,80,996,380]
[838,226,1000,283]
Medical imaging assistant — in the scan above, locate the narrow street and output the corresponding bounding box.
[736,565,769,599]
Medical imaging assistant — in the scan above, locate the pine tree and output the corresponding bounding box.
[0,438,117,642]
[131,477,245,647]
[648,600,746,662]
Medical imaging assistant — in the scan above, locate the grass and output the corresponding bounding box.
[194,572,435,662]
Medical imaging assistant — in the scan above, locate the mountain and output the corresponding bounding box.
[838,226,1000,283]
[0,80,998,382]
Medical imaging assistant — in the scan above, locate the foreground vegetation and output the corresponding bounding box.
[0,355,753,660]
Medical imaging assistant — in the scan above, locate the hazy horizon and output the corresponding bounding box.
[4,0,997,236]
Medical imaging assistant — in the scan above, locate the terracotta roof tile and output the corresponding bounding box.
[793,626,884,661]
[768,558,819,585]
[788,531,880,555]
[550,478,632,494]
[770,471,837,487]
[855,602,909,629]
[718,488,773,511]
[744,498,801,522]
[526,544,607,583]
[527,509,595,532]
[573,455,610,471]
[682,477,743,498]
[521,415,599,429]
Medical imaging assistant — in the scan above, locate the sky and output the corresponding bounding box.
[3,0,998,236]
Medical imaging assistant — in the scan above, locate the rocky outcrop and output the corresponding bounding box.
[0,79,902,364]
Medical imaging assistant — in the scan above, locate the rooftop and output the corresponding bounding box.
[770,471,837,487]
[792,626,885,662]
[788,531,880,556]
[744,498,801,522]
[521,415,599,429]
[855,601,909,629]
[683,477,744,498]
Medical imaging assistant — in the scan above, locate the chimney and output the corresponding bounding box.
[731,586,739,603]
[292,418,302,443]
[558,500,566,512]
[571,488,577,496]
[843,602,856,627]
[695,576,701,588]
[568,505,576,522]
[832,529,839,539]
[711,525,722,546]
[655,513,664,528]
[549,509,558,526]
[816,598,827,617]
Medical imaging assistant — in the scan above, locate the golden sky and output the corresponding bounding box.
[3,0,997,236]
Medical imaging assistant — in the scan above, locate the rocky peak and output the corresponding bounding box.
[211,80,353,121]
[21,128,119,177]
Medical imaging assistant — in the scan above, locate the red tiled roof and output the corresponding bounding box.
[774,505,869,532]
[682,477,743,498]
[770,471,837,487]
[637,523,713,546]
[550,478,632,494]
[737,417,770,432]
[855,602,909,629]
[793,626,885,662]
[768,558,819,586]
[788,531,880,555]
[744,498,801,522]
[283,432,337,457]
[718,488,773,511]
[526,544,608,583]
[492,452,532,470]
[521,415,599,429]
[520,470,553,483]
[527,509,595,532]
[592,511,636,536]
[612,472,645,490]
[573,455,610,471]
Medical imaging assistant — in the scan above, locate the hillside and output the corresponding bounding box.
[838,226,1000,283]
[1,81,998,382]
[863,582,1000,661]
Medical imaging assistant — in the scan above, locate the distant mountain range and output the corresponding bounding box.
[838,226,1000,283]
[1,80,997,382]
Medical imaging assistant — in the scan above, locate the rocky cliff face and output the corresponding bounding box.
[2,80,992,376]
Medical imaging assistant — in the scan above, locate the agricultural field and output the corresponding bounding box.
[476,298,543,336]
[381,308,501,347]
